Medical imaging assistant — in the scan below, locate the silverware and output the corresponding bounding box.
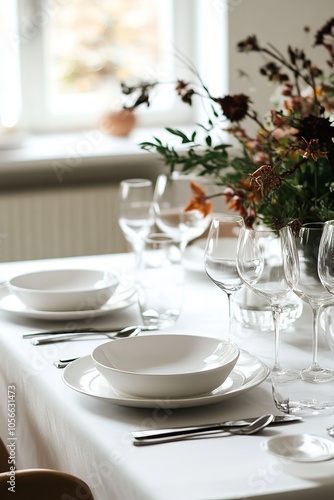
[132,414,302,442]
[30,325,157,345]
[23,325,156,338]
[133,414,275,446]
[54,358,79,369]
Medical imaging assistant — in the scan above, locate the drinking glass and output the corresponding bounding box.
[118,178,154,267]
[282,222,334,382]
[237,227,298,381]
[204,215,244,341]
[318,220,334,354]
[318,220,334,294]
[137,233,184,328]
[153,172,213,252]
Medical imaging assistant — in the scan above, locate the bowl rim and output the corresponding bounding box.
[92,334,240,377]
[8,268,119,294]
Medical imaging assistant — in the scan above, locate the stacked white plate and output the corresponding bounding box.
[0,269,136,320]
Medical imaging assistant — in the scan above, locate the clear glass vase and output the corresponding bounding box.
[233,286,303,331]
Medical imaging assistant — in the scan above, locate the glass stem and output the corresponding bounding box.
[272,304,283,373]
[180,240,188,254]
[226,292,233,343]
[132,240,144,272]
[310,303,321,371]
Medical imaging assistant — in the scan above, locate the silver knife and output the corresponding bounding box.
[132,415,302,441]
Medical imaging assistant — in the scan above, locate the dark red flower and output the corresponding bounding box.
[214,94,250,122]
[175,80,195,105]
[297,115,334,146]
[259,62,289,83]
[314,17,334,66]
[314,18,334,46]
[237,36,260,52]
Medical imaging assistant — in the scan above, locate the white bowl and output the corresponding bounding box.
[8,269,119,312]
[265,434,334,462]
[92,334,240,398]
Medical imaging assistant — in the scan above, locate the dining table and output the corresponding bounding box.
[1,249,334,500]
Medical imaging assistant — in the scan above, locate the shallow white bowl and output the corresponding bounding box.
[265,434,334,462]
[92,334,240,398]
[8,269,119,312]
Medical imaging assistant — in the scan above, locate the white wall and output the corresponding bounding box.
[228,0,333,125]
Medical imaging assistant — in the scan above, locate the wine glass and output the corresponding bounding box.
[282,222,334,382]
[153,172,214,252]
[237,227,298,381]
[204,215,244,341]
[118,179,154,268]
[318,220,334,294]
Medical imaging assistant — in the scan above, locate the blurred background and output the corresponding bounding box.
[0,0,332,261]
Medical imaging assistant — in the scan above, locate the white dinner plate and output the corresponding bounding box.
[62,349,269,408]
[0,282,136,320]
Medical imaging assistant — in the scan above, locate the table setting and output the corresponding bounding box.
[1,211,334,499]
[1,17,334,498]
[0,174,334,500]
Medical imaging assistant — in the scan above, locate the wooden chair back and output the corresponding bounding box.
[0,467,94,499]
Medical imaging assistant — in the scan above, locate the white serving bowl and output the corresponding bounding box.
[8,269,119,312]
[92,334,240,398]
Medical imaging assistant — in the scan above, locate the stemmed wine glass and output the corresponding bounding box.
[237,227,298,381]
[282,222,334,382]
[118,178,154,268]
[318,220,334,294]
[204,215,244,342]
[153,172,214,252]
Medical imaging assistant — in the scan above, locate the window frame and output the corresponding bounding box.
[17,0,202,134]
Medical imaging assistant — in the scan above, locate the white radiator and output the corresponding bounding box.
[0,184,128,262]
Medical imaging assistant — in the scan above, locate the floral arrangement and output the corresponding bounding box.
[122,18,334,229]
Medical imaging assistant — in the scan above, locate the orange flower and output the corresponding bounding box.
[183,181,212,217]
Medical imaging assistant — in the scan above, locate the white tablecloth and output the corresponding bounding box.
[1,253,334,500]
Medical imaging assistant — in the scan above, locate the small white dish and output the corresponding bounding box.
[265,434,334,462]
[92,335,240,398]
[8,269,119,312]
[0,281,136,320]
[62,349,269,408]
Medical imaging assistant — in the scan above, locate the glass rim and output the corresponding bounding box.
[120,178,152,187]
[301,222,324,228]
[144,232,176,244]
[212,214,244,223]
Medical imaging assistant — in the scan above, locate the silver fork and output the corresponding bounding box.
[31,325,157,345]
[52,326,142,368]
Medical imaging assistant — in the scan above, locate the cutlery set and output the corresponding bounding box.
[132,414,302,446]
[23,324,157,367]
[22,325,157,368]
[23,324,157,345]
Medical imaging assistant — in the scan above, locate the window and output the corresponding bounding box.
[1,0,226,135]
[0,0,227,137]
[0,1,21,130]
